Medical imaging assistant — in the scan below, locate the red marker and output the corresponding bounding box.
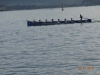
[62,4,64,11]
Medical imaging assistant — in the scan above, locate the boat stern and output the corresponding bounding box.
[87,19,92,22]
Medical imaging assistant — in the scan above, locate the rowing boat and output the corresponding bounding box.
[27,19,92,26]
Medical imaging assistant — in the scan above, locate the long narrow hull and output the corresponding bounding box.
[27,19,92,26]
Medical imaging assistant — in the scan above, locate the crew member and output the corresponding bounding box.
[39,19,41,22]
[52,19,54,22]
[80,14,83,21]
[58,19,60,22]
[33,19,35,22]
[71,18,73,22]
[64,18,67,23]
[45,19,47,22]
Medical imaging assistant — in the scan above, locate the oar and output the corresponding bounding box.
[83,17,94,20]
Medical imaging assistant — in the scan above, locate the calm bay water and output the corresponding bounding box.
[0,6,100,75]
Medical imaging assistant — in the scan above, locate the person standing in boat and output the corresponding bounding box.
[80,14,83,21]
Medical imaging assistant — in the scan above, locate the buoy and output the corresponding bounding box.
[62,4,64,11]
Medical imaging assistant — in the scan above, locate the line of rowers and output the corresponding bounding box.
[33,18,71,23]
[33,14,83,23]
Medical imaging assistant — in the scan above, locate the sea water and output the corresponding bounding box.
[0,6,100,75]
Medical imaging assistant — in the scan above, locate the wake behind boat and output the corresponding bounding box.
[27,19,92,26]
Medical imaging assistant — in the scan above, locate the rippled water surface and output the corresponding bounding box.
[0,6,100,75]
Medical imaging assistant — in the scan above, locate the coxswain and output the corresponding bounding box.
[80,14,83,21]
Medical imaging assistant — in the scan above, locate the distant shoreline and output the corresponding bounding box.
[0,4,100,11]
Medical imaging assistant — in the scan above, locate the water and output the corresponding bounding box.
[0,6,100,75]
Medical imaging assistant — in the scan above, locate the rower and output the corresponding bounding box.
[33,19,35,22]
[45,19,47,22]
[80,14,83,21]
[52,19,54,22]
[39,19,41,22]
[71,18,73,22]
[64,18,67,23]
[58,19,60,22]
